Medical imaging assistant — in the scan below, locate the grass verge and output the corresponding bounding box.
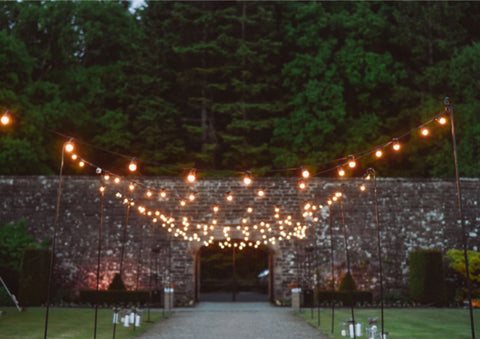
[297,307,480,338]
[0,307,168,339]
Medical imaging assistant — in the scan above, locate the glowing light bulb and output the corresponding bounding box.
[243,172,252,185]
[99,186,105,192]
[71,154,78,160]
[160,189,167,198]
[104,174,110,181]
[360,184,366,191]
[348,155,356,168]
[257,189,265,197]
[128,158,137,172]
[375,149,383,158]
[1,112,10,126]
[79,161,85,167]
[187,169,196,183]
[438,116,447,125]
[226,192,233,202]
[114,177,121,184]
[213,205,219,213]
[64,140,74,153]
[328,200,332,205]
[335,192,342,197]
[298,181,306,190]
[188,192,196,201]
[421,127,429,136]
[392,139,401,151]
[180,200,186,207]
[301,168,310,179]
[338,168,345,177]
[247,207,253,213]
[146,190,153,198]
[129,183,135,191]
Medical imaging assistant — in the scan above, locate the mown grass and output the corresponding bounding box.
[297,307,480,338]
[0,307,168,339]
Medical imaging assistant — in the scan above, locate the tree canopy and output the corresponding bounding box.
[1,1,479,178]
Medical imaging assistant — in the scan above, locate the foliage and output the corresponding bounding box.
[338,271,357,292]
[0,219,42,272]
[445,249,480,284]
[1,2,480,177]
[108,273,127,291]
[18,248,50,306]
[409,249,447,306]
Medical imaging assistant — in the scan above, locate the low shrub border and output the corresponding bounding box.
[78,290,149,306]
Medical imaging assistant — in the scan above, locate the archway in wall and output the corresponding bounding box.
[197,242,272,302]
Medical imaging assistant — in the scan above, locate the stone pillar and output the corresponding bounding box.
[164,287,174,310]
[291,287,301,311]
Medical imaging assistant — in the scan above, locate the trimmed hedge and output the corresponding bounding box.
[18,248,50,306]
[78,290,149,306]
[315,290,372,306]
[409,249,447,306]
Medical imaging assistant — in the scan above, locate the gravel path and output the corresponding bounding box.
[137,302,327,339]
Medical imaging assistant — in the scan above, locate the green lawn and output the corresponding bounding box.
[0,307,167,339]
[297,307,480,339]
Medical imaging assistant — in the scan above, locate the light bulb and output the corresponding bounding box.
[146,190,153,198]
[243,172,252,185]
[338,168,345,177]
[392,139,401,151]
[360,184,366,191]
[213,205,219,213]
[301,168,310,179]
[375,149,383,158]
[180,200,186,207]
[226,192,233,202]
[247,207,253,213]
[160,189,167,198]
[64,140,74,153]
[104,174,110,181]
[99,186,105,192]
[71,154,78,160]
[129,183,135,191]
[188,192,196,201]
[1,112,10,126]
[257,189,265,197]
[421,127,429,136]
[79,161,85,167]
[128,158,137,172]
[114,177,121,184]
[438,116,447,125]
[348,155,356,168]
[298,181,306,190]
[187,169,196,183]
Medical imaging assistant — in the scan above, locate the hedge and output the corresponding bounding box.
[409,249,447,306]
[78,290,149,306]
[315,290,373,306]
[18,248,50,306]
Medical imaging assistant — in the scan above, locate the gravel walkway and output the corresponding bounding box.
[137,302,327,339]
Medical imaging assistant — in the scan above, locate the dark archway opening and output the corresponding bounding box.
[198,242,271,302]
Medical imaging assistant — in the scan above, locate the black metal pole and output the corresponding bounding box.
[445,97,475,339]
[119,200,131,277]
[232,246,236,302]
[340,198,356,339]
[368,168,385,338]
[44,141,68,339]
[328,204,335,335]
[94,186,105,339]
[135,215,145,291]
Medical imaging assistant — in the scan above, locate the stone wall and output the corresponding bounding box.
[1,176,478,303]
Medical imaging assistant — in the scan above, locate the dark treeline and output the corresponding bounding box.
[0,1,479,177]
